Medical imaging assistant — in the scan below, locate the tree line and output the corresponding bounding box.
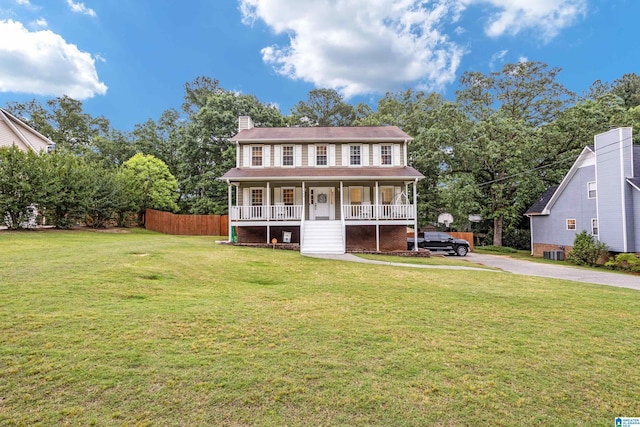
[2,63,640,246]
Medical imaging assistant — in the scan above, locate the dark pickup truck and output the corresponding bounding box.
[407,231,470,256]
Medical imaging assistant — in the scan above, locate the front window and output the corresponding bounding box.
[349,187,362,205]
[381,145,392,165]
[350,145,361,166]
[251,146,262,167]
[282,188,294,205]
[251,188,263,206]
[588,181,596,199]
[316,145,328,166]
[381,187,394,204]
[566,219,576,230]
[282,145,294,166]
[591,218,598,236]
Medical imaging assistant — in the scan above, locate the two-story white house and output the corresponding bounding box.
[221,116,424,254]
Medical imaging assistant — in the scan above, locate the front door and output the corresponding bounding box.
[310,187,333,220]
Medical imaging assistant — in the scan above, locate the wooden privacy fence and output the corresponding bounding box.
[145,209,228,236]
[449,232,474,251]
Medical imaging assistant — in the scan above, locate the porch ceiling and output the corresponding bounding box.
[220,166,424,181]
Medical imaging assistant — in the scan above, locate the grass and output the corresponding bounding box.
[1,228,639,426]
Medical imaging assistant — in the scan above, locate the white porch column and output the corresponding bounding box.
[227,180,232,241]
[266,182,271,243]
[413,179,418,251]
[375,181,379,220]
[339,181,344,220]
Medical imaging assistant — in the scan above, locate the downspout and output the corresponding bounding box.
[403,139,408,167]
[413,178,418,252]
[529,215,534,256]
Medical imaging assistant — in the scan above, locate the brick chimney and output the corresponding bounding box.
[238,116,254,132]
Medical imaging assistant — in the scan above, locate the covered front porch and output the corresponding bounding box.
[225,179,420,253]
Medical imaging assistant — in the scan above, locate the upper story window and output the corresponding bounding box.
[251,146,263,167]
[350,145,361,166]
[587,181,596,199]
[282,145,294,166]
[380,145,392,165]
[316,145,328,166]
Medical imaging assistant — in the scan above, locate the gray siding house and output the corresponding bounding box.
[526,127,640,256]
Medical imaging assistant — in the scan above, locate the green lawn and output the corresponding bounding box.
[1,229,639,426]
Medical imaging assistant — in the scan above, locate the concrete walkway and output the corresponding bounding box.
[305,252,640,291]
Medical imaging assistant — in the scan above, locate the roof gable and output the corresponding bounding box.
[0,108,53,152]
[525,146,594,216]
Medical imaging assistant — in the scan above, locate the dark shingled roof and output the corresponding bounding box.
[220,166,424,181]
[232,126,411,142]
[525,185,559,216]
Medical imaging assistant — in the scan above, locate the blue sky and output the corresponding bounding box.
[0,0,637,131]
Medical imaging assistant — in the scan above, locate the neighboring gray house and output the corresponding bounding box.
[525,127,639,256]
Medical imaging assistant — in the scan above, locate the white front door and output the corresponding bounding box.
[310,187,333,220]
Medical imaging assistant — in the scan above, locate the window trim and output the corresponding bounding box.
[281,145,294,167]
[587,181,597,199]
[349,144,362,166]
[380,144,393,166]
[251,145,263,167]
[566,218,576,231]
[250,187,263,206]
[282,187,295,205]
[316,144,328,167]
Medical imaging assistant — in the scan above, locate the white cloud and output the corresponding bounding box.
[66,0,96,17]
[469,0,588,41]
[489,49,508,69]
[32,17,47,28]
[240,0,464,98]
[16,0,32,5]
[239,0,587,97]
[0,20,107,99]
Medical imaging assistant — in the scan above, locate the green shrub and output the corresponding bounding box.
[605,253,640,272]
[567,231,609,266]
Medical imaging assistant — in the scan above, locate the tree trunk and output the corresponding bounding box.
[493,215,503,247]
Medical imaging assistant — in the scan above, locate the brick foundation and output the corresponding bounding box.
[532,243,572,258]
[346,225,407,251]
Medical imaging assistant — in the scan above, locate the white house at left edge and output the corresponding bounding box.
[1,108,55,228]
[0,108,55,153]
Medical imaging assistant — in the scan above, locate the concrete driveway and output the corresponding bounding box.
[306,252,640,291]
[466,253,640,291]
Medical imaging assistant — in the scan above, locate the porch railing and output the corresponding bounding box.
[231,204,415,221]
[342,204,415,220]
[231,205,303,221]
